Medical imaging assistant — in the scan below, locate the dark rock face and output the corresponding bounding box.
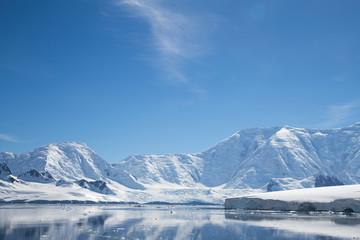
[17,169,56,183]
[76,179,90,189]
[0,162,18,183]
[0,162,12,176]
[315,175,344,188]
[41,171,55,180]
[92,180,108,191]
[266,179,281,192]
[56,179,73,186]
[298,202,317,212]
[75,179,114,195]
[25,169,41,178]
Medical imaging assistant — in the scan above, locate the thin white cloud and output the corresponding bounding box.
[319,100,360,128]
[116,0,207,83]
[332,72,348,82]
[189,88,207,99]
[0,133,18,142]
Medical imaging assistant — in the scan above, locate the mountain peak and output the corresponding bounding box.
[1,123,360,204]
[42,141,89,149]
[31,142,92,155]
[3,141,109,181]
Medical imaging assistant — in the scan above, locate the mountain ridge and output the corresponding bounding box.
[1,123,360,203]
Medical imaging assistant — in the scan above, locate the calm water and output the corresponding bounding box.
[0,204,359,240]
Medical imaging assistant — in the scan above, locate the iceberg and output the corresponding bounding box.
[225,184,360,212]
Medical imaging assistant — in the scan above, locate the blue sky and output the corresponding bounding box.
[1,0,360,162]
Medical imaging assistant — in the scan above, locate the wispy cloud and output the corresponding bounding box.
[0,133,18,142]
[319,100,360,128]
[115,0,208,83]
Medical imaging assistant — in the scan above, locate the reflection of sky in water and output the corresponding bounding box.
[0,205,359,239]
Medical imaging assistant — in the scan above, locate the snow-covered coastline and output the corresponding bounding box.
[225,185,360,212]
[1,123,360,204]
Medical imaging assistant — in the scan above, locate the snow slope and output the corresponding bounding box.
[0,123,360,203]
[118,122,360,190]
[115,154,204,188]
[3,142,112,181]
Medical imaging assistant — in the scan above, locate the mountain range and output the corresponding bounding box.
[1,123,360,204]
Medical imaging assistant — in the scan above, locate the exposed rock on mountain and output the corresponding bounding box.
[18,169,55,183]
[116,123,360,190]
[1,123,360,203]
[75,179,114,195]
[0,162,18,183]
[314,175,344,188]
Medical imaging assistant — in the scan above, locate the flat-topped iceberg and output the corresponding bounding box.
[225,184,360,212]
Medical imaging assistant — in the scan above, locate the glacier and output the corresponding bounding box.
[225,184,360,212]
[1,123,360,204]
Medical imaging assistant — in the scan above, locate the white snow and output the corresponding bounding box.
[225,184,360,212]
[0,179,258,204]
[1,123,360,204]
[238,184,360,202]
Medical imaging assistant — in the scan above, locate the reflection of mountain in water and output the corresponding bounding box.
[0,206,359,240]
[0,224,50,240]
[225,210,360,239]
[0,214,111,240]
[332,217,360,226]
[225,211,360,225]
[87,214,110,227]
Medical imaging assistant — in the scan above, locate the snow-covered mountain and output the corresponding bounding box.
[1,123,360,203]
[3,142,112,181]
[116,122,360,190]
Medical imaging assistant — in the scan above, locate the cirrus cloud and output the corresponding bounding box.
[319,100,360,128]
[115,0,210,83]
[0,133,18,142]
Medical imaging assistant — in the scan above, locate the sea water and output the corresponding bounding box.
[0,204,359,239]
